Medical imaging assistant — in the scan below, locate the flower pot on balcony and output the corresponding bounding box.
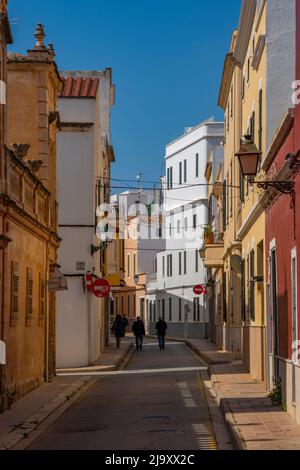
[205,233,214,245]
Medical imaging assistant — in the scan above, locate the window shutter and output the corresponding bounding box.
[10,262,19,326]
[223,181,227,232]
[39,274,46,324]
[241,259,246,322]
[26,268,33,326]
[223,271,227,323]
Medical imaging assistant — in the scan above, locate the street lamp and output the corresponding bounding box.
[134,274,139,286]
[236,135,294,195]
[236,134,260,178]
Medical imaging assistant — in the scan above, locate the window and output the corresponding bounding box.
[251,111,255,144]
[133,253,136,275]
[184,160,187,183]
[169,223,172,238]
[39,274,46,325]
[223,180,227,232]
[167,167,173,190]
[149,301,153,322]
[127,254,130,277]
[115,297,118,316]
[242,75,245,100]
[249,249,255,321]
[197,298,200,322]
[258,89,263,156]
[230,86,233,117]
[10,262,19,326]
[177,219,181,234]
[179,252,182,275]
[193,299,197,322]
[292,249,298,360]
[162,256,165,278]
[247,56,251,83]
[184,217,188,231]
[196,153,199,178]
[223,271,227,323]
[226,173,229,225]
[240,168,245,203]
[230,161,233,217]
[169,298,172,322]
[128,295,130,316]
[193,214,197,229]
[26,268,33,326]
[133,294,136,317]
[195,249,199,273]
[162,299,165,320]
[167,254,173,277]
[153,301,156,322]
[227,104,229,131]
[241,259,246,322]
[121,295,124,314]
[179,298,182,322]
[179,162,183,185]
[184,251,187,275]
[157,300,161,319]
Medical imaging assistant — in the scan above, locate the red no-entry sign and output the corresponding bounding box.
[193,285,207,295]
[92,278,111,298]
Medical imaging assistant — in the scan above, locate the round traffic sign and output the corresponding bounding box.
[92,278,111,298]
[193,285,203,295]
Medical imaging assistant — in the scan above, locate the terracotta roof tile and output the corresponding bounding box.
[59,76,99,98]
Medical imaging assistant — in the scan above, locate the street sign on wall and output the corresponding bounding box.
[85,273,93,292]
[92,278,111,298]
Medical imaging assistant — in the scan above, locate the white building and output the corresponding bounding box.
[56,70,115,368]
[146,120,224,339]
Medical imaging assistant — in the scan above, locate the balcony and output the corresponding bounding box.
[201,229,224,269]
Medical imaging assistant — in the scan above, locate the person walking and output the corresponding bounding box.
[155,317,167,350]
[132,316,145,351]
[111,314,125,349]
[122,314,129,337]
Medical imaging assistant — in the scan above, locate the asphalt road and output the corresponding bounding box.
[29,340,221,450]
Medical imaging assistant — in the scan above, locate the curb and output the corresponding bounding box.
[182,339,245,450]
[0,342,134,451]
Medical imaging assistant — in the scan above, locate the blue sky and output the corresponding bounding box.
[9,0,241,187]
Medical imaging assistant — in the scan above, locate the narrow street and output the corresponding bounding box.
[28,340,225,451]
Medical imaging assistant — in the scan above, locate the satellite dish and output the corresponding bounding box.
[231,255,242,274]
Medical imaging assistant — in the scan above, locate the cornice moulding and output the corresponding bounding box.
[234,0,256,66]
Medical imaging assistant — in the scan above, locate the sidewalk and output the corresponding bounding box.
[0,337,133,450]
[180,337,300,450]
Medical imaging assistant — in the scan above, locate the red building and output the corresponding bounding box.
[264,0,300,424]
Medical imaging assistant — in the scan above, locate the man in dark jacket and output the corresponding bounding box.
[155,317,167,350]
[132,316,145,351]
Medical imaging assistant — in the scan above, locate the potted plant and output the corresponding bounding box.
[204,225,214,245]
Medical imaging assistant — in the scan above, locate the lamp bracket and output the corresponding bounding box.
[255,180,294,195]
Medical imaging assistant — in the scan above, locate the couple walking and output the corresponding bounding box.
[132,316,168,351]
